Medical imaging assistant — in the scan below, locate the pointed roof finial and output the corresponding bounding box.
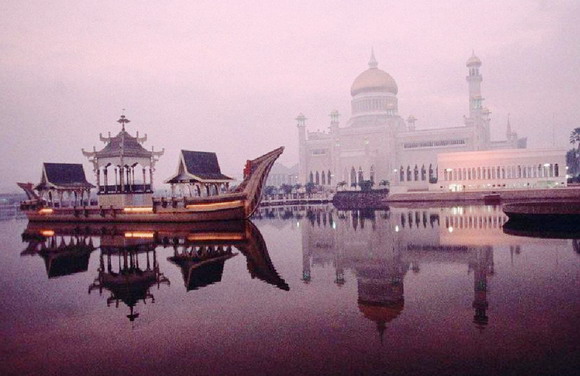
[369,48,378,69]
[506,113,512,134]
[117,111,130,131]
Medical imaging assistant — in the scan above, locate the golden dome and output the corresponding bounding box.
[466,51,482,66]
[351,51,398,96]
[351,68,398,96]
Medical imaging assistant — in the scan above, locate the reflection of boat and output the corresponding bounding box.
[503,201,580,224]
[503,219,580,239]
[21,220,288,320]
[18,147,283,223]
[21,227,96,278]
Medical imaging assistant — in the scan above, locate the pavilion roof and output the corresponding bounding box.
[94,130,153,159]
[165,150,233,184]
[35,163,94,190]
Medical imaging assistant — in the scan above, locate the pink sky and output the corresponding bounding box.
[1,0,579,192]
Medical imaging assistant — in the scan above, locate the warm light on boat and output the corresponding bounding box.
[40,230,55,236]
[543,163,550,167]
[186,233,244,241]
[448,226,454,233]
[185,200,244,210]
[38,208,54,214]
[123,207,154,213]
[395,225,400,232]
[124,232,155,238]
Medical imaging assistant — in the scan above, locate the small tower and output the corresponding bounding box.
[296,113,308,184]
[506,113,518,143]
[407,115,417,131]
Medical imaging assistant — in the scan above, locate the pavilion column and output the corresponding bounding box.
[171,184,175,197]
[142,168,147,191]
[104,168,108,193]
[149,168,154,192]
[96,169,101,193]
[126,167,131,192]
[114,168,119,192]
[120,167,125,192]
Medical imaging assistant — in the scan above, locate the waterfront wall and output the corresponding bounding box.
[387,187,580,202]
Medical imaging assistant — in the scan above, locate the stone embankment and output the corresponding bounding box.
[261,193,332,207]
[387,187,580,203]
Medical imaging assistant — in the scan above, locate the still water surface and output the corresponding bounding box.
[1,204,578,376]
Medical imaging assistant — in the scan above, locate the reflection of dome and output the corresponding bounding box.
[358,299,404,343]
[358,300,404,324]
[351,51,398,96]
[466,52,482,66]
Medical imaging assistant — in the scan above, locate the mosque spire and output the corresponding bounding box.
[368,48,378,69]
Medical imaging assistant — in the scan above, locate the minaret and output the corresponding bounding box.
[466,51,483,119]
[466,51,490,149]
[296,113,307,185]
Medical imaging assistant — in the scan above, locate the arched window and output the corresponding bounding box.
[555,163,559,177]
[429,164,434,180]
[328,170,332,185]
[407,166,412,181]
[370,165,375,183]
[400,166,405,182]
[358,167,364,183]
[309,172,314,183]
[321,171,326,185]
[315,171,320,185]
[414,165,419,181]
[350,167,356,186]
[421,165,426,181]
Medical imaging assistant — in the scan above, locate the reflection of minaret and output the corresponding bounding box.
[469,246,494,330]
[302,242,312,283]
[89,242,170,322]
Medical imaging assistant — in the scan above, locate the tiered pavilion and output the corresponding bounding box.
[82,114,164,207]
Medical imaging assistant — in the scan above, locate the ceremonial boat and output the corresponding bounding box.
[18,114,283,223]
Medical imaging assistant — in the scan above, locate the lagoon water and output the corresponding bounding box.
[1,204,578,376]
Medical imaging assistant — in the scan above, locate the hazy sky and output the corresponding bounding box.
[1,0,579,192]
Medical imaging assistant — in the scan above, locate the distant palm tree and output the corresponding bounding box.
[571,128,580,173]
[570,127,580,151]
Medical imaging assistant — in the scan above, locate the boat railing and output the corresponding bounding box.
[98,184,152,194]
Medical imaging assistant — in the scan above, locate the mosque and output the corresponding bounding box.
[296,51,547,191]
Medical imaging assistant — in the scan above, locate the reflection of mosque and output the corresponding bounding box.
[259,205,507,339]
[21,221,288,321]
